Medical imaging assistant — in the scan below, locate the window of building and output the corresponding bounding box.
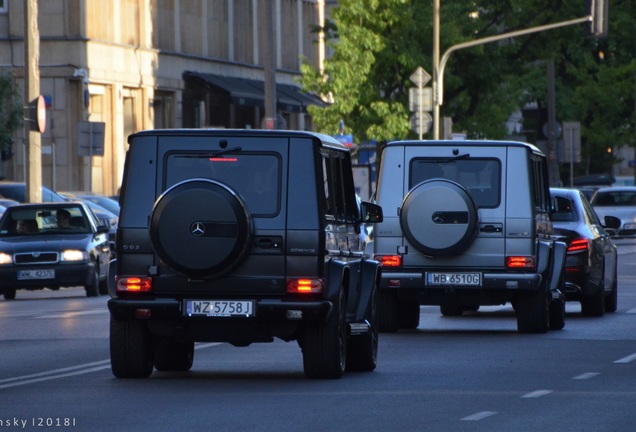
[0,0,7,13]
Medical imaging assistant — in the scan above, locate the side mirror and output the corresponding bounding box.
[360,202,383,223]
[603,215,621,230]
[96,225,110,234]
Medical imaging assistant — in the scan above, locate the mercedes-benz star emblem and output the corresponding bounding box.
[191,222,205,237]
[432,212,445,224]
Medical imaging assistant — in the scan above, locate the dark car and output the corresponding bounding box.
[0,202,111,300]
[0,181,67,203]
[550,188,620,316]
[108,129,383,379]
[59,191,120,216]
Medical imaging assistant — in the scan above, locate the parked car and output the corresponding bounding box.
[108,129,383,379]
[0,181,67,203]
[550,188,620,316]
[78,200,118,255]
[0,202,111,300]
[590,186,636,237]
[372,140,567,334]
[59,191,120,216]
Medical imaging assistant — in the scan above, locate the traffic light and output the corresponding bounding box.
[586,0,609,38]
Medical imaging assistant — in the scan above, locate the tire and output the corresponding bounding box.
[516,290,549,334]
[3,288,16,300]
[398,299,420,329]
[154,338,195,372]
[549,297,565,330]
[440,303,464,317]
[149,179,252,279]
[581,291,605,317]
[346,280,378,372]
[605,276,618,313]
[378,289,399,333]
[109,317,154,378]
[400,179,478,256]
[84,266,99,297]
[98,274,109,296]
[301,288,347,379]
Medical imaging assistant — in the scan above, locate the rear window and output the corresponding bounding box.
[165,152,281,216]
[592,190,636,207]
[410,158,501,208]
[552,195,576,222]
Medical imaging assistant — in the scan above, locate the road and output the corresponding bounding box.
[1,240,636,432]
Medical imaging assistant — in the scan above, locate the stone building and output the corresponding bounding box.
[0,0,330,196]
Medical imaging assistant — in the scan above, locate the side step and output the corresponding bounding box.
[348,320,371,336]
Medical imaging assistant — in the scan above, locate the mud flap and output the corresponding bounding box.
[549,241,567,295]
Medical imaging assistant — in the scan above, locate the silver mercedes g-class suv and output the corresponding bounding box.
[373,140,566,333]
[108,129,383,379]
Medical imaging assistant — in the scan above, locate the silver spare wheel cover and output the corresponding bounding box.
[149,179,252,279]
[400,179,478,256]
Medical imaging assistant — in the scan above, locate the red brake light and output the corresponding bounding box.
[287,278,323,294]
[568,238,589,253]
[506,256,535,269]
[116,276,152,293]
[376,255,402,268]
[209,157,237,162]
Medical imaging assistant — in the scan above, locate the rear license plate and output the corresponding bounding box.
[426,272,481,286]
[185,300,255,317]
[18,269,55,280]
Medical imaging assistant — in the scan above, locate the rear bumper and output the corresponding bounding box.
[108,297,332,321]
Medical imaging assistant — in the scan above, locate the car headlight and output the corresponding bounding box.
[61,250,88,262]
[0,252,12,265]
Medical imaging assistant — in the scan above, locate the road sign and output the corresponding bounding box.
[561,121,581,163]
[410,112,433,135]
[77,121,105,156]
[410,67,431,87]
[409,87,433,112]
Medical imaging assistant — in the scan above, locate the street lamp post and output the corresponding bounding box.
[431,6,592,140]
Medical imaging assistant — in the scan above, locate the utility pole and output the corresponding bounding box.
[261,0,277,129]
[24,0,42,203]
[432,0,440,139]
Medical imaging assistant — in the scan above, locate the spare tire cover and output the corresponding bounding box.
[150,179,252,279]
[400,179,478,256]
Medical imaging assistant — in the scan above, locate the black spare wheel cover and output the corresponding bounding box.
[400,179,478,256]
[150,179,252,279]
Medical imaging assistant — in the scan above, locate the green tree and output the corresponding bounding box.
[0,71,22,155]
[299,0,635,174]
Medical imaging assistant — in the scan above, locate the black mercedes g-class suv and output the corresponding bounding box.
[108,129,383,379]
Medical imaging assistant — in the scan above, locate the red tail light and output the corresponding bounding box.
[376,255,402,268]
[287,278,323,294]
[506,256,535,269]
[568,238,589,253]
[116,276,152,293]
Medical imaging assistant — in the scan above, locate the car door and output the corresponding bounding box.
[581,192,616,288]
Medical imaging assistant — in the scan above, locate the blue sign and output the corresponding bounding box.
[334,134,354,147]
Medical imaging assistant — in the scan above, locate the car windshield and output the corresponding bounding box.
[409,158,501,208]
[165,152,281,216]
[0,206,91,236]
[592,191,636,206]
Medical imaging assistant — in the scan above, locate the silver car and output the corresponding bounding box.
[590,186,636,237]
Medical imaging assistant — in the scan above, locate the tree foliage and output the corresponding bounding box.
[299,0,635,174]
[0,71,22,153]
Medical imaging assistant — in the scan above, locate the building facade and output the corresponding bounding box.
[0,0,331,196]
